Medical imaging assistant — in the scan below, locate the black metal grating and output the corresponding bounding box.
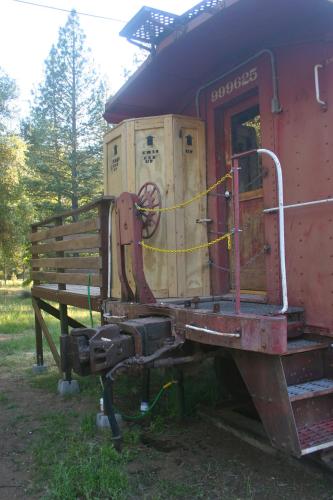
[184,0,225,21]
[287,339,320,350]
[288,378,333,400]
[120,7,179,46]
[120,1,226,49]
[299,419,333,454]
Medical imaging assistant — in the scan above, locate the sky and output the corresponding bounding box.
[0,0,196,122]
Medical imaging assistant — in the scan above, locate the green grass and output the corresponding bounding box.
[155,479,198,499]
[33,411,131,500]
[0,286,99,358]
[0,392,10,404]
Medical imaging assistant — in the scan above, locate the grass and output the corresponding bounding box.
[0,283,99,356]
[33,412,131,500]
[0,392,10,404]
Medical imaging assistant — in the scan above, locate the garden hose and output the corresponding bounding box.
[115,380,178,421]
[87,274,94,328]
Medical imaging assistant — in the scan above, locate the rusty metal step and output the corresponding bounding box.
[285,338,331,355]
[282,342,329,386]
[298,419,333,455]
[288,378,333,402]
[287,321,304,338]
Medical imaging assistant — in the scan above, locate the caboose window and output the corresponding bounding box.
[231,105,262,193]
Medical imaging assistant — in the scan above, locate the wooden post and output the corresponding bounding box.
[99,199,111,326]
[99,199,110,302]
[55,216,71,381]
[35,304,44,366]
[32,298,62,374]
[31,225,44,367]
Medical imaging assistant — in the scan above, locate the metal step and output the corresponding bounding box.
[288,378,333,402]
[299,419,333,455]
[287,321,304,338]
[285,338,331,355]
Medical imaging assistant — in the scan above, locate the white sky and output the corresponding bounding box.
[0,0,196,122]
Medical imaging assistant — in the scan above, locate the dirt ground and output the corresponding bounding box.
[1,361,333,500]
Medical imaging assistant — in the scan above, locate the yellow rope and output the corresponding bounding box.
[136,173,232,213]
[140,233,232,254]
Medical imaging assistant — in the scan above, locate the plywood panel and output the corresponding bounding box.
[134,119,172,296]
[174,117,209,297]
[103,114,209,299]
[105,128,127,196]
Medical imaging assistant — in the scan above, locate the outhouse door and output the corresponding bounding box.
[223,96,266,293]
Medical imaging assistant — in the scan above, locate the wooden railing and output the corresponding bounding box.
[30,196,114,311]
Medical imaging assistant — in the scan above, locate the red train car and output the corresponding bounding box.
[31,0,333,459]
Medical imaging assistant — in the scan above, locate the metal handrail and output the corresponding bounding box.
[231,149,288,315]
[314,64,327,107]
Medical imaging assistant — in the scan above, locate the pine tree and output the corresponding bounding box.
[0,67,17,133]
[24,10,108,217]
[0,68,32,280]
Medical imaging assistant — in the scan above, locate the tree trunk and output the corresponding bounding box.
[71,25,79,222]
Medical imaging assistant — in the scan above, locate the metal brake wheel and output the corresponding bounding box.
[137,182,162,239]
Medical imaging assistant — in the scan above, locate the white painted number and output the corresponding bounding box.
[211,67,258,103]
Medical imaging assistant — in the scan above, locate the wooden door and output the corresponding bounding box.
[224,97,266,292]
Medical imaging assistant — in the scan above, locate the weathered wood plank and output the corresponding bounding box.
[31,285,100,311]
[30,218,100,243]
[31,271,101,287]
[32,297,62,373]
[31,257,102,270]
[33,235,101,254]
[31,196,114,228]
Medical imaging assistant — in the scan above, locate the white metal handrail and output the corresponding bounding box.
[314,64,327,107]
[264,197,333,213]
[257,149,288,314]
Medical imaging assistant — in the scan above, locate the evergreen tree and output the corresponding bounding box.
[0,67,17,133]
[0,68,32,280]
[24,10,108,217]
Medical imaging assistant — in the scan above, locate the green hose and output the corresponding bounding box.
[87,274,94,328]
[115,380,177,421]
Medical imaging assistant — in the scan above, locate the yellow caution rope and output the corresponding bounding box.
[140,233,232,254]
[136,173,232,213]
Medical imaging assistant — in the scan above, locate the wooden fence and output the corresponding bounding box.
[30,196,114,311]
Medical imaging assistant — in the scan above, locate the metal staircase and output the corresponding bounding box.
[234,334,333,457]
[283,337,333,456]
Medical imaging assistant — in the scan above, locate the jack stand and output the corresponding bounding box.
[57,378,80,396]
[32,364,48,374]
[140,368,150,414]
[96,397,123,430]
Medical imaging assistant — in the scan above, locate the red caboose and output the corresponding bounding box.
[31,0,333,459]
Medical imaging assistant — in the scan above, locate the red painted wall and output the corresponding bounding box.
[198,44,333,332]
[273,42,333,332]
